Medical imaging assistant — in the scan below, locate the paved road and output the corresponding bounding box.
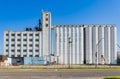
[0,70,120,79]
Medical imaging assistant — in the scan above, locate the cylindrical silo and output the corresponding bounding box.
[85,25,92,64]
[72,26,76,64]
[55,26,60,64]
[62,26,65,64]
[98,26,105,64]
[92,25,98,64]
[110,26,117,64]
[104,26,111,64]
[79,26,84,64]
[60,25,64,64]
[76,26,80,64]
[68,26,72,65]
[64,26,68,64]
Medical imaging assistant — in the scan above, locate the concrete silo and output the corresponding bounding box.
[98,26,105,64]
[79,26,84,64]
[111,26,117,64]
[85,26,92,64]
[92,25,98,64]
[104,26,111,64]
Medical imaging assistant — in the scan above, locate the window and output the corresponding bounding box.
[23,34,27,36]
[29,44,33,47]
[6,39,9,41]
[6,34,9,36]
[23,55,27,57]
[23,44,27,47]
[6,49,8,52]
[29,55,32,57]
[46,24,48,27]
[35,50,39,52]
[29,50,33,52]
[17,34,21,36]
[35,55,39,57]
[23,50,27,52]
[11,39,15,41]
[35,34,39,36]
[11,34,15,36]
[23,39,27,41]
[29,34,33,36]
[17,39,21,41]
[35,44,39,47]
[11,44,15,47]
[6,44,9,47]
[12,55,14,57]
[29,39,33,41]
[17,44,21,47]
[17,50,21,52]
[11,50,15,52]
[46,14,48,16]
[46,18,48,21]
[35,39,39,42]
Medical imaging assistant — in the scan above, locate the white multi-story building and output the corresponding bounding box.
[4,31,43,57]
[4,11,51,65]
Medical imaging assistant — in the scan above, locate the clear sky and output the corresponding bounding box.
[0,0,120,54]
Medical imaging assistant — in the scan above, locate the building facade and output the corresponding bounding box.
[4,11,51,65]
[4,11,117,65]
[54,25,117,65]
[4,31,43,57]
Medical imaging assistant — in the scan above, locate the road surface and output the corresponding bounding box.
[0,70,119,79]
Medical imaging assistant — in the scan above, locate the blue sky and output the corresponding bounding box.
[0,0,120,54]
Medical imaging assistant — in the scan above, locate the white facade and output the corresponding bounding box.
[4,11,117,65]
[54,25,117,65]
[4,31,43,57]
[98,26,105,64]
[110,26,117,64]
[104,26,111,64]
[85,26,92,64]
[55,25,84,64]
[42,11,51,56]
[92,25,98,64]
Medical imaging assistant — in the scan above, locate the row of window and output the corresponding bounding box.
[6,39,39,42]
[6,44,39,47]
[6,49,39,52]
[7,55,39,57]
[6,33,40,36]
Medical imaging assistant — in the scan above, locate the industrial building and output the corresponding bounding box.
[4,11,51,65]
[4,11,117,65]
[54,25,117,65]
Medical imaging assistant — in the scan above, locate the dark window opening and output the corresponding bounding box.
[11,39,15,41]
[17,39,21,41]
[6,39,9,41]
[17,34,21,36]
[23,50,27,52]
[6,34,9,36]
[11,34,15,36]
[35,34,39,36]
[23,34,27,36]
[23,44,27,47]
[46,24,48,27]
